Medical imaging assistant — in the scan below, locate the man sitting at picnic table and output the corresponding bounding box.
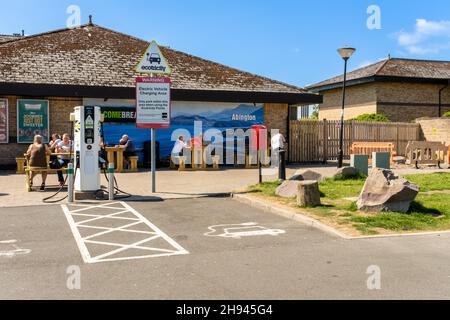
[54,133,73,186]
[119,135,136,168]
[26,135,51,191]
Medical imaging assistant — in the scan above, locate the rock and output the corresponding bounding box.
[290,169,323,182]
[297,180,321,207]
[334,166,359,179]
[276,180,303,198]
[356,168,419,213]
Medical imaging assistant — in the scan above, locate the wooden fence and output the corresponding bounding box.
[289,120,421,163]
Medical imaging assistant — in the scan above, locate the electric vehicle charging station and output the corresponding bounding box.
[71,106,102,199]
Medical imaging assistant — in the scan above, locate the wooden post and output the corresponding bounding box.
[323,119,328,164]
[297,180,321,207]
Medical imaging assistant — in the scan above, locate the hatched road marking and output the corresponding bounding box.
[61,202,189,264]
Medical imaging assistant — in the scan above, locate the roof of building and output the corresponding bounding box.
[0,24,311,99]
[0,34,22,43]
[307,58,450,92]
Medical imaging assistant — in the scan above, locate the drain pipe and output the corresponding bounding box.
[438,80,449,117]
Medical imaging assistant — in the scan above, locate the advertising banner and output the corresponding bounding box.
[135,77,171,129]
[17,99,50,143]
[0,99,8,143]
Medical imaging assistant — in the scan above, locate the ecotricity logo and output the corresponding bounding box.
[136,41,172,75]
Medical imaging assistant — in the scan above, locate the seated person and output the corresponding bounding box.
[99,137,107,169]
[48,133,61,164]
[171,136,191,166]
[54,133,73,186]
[26,135,51,191]
[119,135,136,168]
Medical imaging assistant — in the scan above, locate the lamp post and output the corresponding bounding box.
[337,47,356,168]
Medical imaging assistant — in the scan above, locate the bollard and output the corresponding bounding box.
[108,163,115,201]
[68,163,74,203]
[278,149,286,180]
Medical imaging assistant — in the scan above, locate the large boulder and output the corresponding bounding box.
[290,169,323,182]
[334,166,360,179]
[356,168,419,213]
[276,181,303,198]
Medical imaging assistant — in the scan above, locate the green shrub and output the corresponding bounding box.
[354,113,390,122]
[443,111,450,117]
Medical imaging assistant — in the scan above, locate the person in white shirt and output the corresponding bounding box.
[172,136,190,156]
[271,132,286,167]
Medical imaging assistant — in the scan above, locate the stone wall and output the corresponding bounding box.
[416,118,450,146]
[0,95,82,166]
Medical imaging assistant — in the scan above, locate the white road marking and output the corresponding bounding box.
[204,222,286,239]
[0,240,31,258]
[62,201,189,264]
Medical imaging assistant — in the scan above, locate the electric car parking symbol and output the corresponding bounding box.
[204,222,286,239]
[0,240,31,258]
[147,53,161,64]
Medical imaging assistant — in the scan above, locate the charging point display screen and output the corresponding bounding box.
[84,106,95,145]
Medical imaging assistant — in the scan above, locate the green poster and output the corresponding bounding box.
[17,99,49,144]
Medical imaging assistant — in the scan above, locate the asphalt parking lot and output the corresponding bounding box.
[1,197,450,299]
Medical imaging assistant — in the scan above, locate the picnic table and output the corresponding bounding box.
[105,146,126,173]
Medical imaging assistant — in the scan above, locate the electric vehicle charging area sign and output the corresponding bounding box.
[135,77,171,129]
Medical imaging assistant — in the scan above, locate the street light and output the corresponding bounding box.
[337,47,356,168]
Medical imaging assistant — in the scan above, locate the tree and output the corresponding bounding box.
[443,111,450,117]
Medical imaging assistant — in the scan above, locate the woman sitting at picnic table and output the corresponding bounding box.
[55,133,73,186]
[26,135,51,191]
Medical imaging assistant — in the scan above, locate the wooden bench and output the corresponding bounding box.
[350,142,396,164]
[24,155,69,191]
[25,166,68,192]
[126,156,139,172]
[405,141,447,169]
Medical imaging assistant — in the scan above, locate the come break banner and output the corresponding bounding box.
[17,99,50,143]
[0,99,8,143]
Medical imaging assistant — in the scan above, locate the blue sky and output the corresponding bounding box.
[1,0,450,87]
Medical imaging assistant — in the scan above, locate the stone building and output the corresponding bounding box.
[307,58,450,122]
[0,22,321,166]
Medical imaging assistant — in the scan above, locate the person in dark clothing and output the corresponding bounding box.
[119,135,136,168]
[27,135,51,191]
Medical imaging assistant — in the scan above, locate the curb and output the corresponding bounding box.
[231,193,450,240]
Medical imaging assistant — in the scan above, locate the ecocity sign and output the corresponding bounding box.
[136,41,172,75]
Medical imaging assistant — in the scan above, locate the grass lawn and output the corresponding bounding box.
[246,172,450,236]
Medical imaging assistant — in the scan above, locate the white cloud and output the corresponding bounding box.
[394,19,450,55]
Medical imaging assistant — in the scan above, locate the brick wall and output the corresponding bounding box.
[318,83,377,120]
[0,95,82,166]
[264,103,289,136]
[317,81,450,122]
[416,118,450,146]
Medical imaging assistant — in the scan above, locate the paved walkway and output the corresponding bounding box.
[0,165,449,208]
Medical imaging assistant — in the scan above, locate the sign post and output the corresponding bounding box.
[135,77,171,193]
[135,40,172,193]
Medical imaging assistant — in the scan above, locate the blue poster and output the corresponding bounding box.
[88,99,264,162]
